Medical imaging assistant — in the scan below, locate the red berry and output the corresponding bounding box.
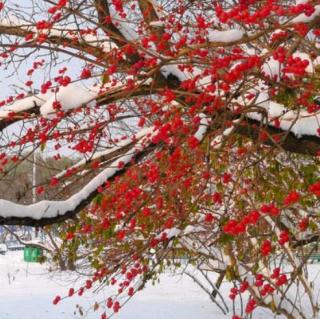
[80,68,91,79]
[204,213,214,223]
[283,191,300,206]
[261,240,272,256]
[68,288,74,297]
[53,295,61,305]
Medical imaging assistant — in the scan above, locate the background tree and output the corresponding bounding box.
[0,0,320,318]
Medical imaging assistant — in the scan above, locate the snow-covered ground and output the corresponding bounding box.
[1,251,320,319]
[0,251,216,319]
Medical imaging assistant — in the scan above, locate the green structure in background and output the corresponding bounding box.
[23,246,42,262]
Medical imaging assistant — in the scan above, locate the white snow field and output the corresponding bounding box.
[0,251,319,319]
